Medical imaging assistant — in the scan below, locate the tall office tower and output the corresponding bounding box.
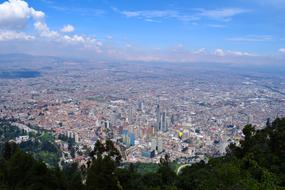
[129,133,135,146]
[128,106,133,124]
[156,104,161,131]
[166,114,169,131]
[171,114,175,125]
[161,112,167,132]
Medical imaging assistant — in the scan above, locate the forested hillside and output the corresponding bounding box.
[0,118,61,167]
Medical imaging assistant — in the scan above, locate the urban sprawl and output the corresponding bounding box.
[1,59,285,166]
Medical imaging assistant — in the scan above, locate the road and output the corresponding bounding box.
[176,164,191,175]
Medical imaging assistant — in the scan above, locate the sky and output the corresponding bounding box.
[0,0,285,64]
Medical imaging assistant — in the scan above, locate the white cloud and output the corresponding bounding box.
[34,21,59,38]
[0,0,59,39]
[0,0,81,43]
[197,8,250,21]
[228,35,272,42]
[214,48,254,57]
[61,24,75,33]
[120,47,263,64]
[0,30,34,41]
[0,1,103,58]
[227,50,255,56]
[123,10,177,18]
[0,0,103,55]
[214,49,226,56]
[193,48,207,54]
[116,7,250,22]
[63,35,84,43]
[0,0,44,29]
[120,10,197,21]
[49,5,105,17]
[279,48,285,53]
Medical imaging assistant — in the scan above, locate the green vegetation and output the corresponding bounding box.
[0,142,84,190]
[20,138,61,167]
[133,162,159,174]
[131,162,181,175]
[0,117,285,189]
[177,118,285,190]
[0,118,26,141]
[39,132,55,142]
[0,119,61,167]
[34,151,60,167]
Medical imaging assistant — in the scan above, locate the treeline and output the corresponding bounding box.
[0,142,84,190]
[0,117,285,190]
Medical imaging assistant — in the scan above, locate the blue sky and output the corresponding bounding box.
[0,0,285,64]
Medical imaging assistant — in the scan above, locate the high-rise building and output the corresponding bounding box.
[156,104,161,131]
[170,114,174,125]
[129,133,135,146]
[161,112,168,132]
[156,104,169,132]
[128,107,134,124]
[122,130,135,147]
[166,117,170,130]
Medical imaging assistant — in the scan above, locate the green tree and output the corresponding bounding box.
[86,140,122,190]
[158,154,176,188]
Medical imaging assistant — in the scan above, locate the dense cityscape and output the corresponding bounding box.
[1,57,285,167]
[1,0,285,189]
